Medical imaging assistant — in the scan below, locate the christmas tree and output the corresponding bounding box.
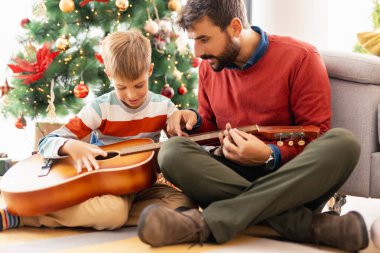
[0,0,199,128]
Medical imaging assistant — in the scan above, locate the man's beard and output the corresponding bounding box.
[200,33,240,72]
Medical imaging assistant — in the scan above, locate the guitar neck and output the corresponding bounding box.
[119,128,233,156]
[119,125,320,156]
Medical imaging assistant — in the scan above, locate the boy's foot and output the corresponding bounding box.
[310,211,369,252]
[0,209,21,231]
[138,204,210,247]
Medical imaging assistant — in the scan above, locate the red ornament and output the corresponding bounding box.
[15,114,27,129]
[161,84,174,99]
[178,84,188,95]
[74,81,89,98]
[0,79,14,97]
[191,57,201,68]
[20,18,31,28]
[79,0,109,7]
[94,53,104,64]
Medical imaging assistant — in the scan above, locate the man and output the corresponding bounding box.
[137,0,368,251]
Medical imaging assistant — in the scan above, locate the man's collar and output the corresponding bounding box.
[227,26,269,70]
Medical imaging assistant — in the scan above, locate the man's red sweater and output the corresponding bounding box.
[197,34,331,164]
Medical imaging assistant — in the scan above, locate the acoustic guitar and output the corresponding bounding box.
[0,125,320,216]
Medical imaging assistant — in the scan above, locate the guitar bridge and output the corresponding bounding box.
[39,159,55,177]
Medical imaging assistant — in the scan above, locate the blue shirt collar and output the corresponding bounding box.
[227,26,269,70]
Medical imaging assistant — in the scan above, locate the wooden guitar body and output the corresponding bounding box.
[0,139,157,216]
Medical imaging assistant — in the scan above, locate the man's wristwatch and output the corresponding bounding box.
[264,148,275,169]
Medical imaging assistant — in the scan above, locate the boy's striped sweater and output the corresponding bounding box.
[38,91,177,158]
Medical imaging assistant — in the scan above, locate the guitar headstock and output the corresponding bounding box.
[244,125,320,146]
[188,125,321,147]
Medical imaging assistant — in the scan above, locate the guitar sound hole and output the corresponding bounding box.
[95,152,119,160]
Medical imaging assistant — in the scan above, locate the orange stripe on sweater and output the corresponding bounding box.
[65,116,93,139]
[98,115,167,137]
[1,210,8,229]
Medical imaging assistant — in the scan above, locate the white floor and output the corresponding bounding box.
[333,196,380,232]
[323,196,380,252]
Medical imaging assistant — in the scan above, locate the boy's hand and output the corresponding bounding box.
[167,110,198,137]
[59,139,108,173]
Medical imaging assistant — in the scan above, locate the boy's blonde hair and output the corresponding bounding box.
[102,30,151,80]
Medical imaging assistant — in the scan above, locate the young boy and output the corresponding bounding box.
[0,30,195,231]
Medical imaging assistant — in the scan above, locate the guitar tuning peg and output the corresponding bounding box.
[298,140,305,146]
[276,133,284,146]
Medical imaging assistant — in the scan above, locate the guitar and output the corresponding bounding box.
[0,125,320,216]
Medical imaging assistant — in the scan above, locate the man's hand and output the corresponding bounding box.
[221,128,272,166]
[213,123,232,156]
[59,139,108,173]
[166,110,198,137]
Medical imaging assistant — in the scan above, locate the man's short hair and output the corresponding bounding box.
[177,0,250,31]
[102,30,151,80]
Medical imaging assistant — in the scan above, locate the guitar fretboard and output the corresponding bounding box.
[118,125,319,156]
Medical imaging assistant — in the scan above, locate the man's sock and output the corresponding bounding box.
[0,209,21,231]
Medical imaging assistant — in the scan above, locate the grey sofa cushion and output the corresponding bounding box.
[320,50,380,197]
[320,50,380,85]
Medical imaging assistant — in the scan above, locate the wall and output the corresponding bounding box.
[251,0,374,51]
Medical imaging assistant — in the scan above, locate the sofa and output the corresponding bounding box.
[320,50,380,198]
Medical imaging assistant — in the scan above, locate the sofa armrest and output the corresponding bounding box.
[320,49,380,85]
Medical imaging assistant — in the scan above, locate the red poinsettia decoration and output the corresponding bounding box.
[8,43,60,85]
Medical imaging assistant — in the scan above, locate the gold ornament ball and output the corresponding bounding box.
[144,19,159,35]
[168,0,181,12]
[56,35,70,51]
[115,0,129,11]
[59,0,75,13]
